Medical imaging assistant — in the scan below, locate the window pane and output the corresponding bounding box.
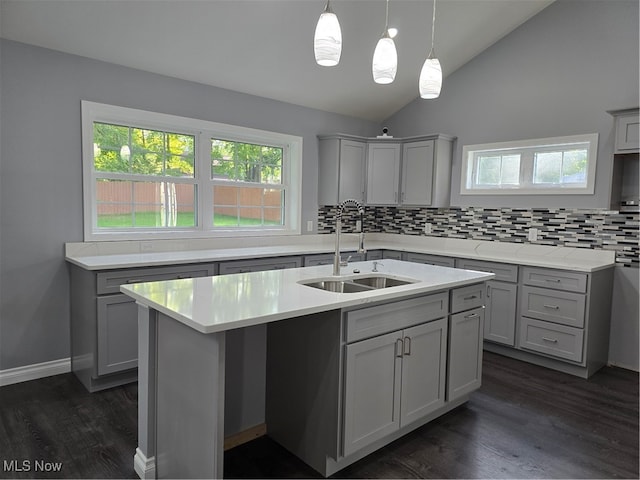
[212,186,283,227]
[476,155,501,185]
[534,152,562,184]
[500,154,520,184]
[562,149,588,184]
[96,180,195,228]
[210,138,283,184]
[94,122,194,177]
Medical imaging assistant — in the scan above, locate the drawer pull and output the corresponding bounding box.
[177,275,192,279]
[126,279,145,284]
[543,304,560,310]
[542,337,559,343]
[464,313,480,320]
[395,338,404,358]
[463,295,478,301]
[545,278,562,283]
[403,336,412,356]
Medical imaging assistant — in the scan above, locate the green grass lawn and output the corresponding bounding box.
[97,212,280,228]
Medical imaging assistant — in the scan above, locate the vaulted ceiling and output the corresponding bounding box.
[0,0,554,121]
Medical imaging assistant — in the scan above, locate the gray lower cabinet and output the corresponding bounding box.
[406,252,455,268]
[219,256,302,274]
[266,288,482,477]
[456,259,518,347]
[342,318,447,457]
[448,284,485,401]
[70,262,216,392]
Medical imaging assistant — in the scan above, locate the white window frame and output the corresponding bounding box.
[460,133,598,195]
[81,101,302,241]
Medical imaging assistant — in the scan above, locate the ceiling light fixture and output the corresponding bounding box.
[314,0,342,67]
[419,0,443,99]
[372,0,397,85]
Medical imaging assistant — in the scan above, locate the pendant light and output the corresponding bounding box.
[372,0,397,84]
[314,0,342,67]
[419,0,442,99]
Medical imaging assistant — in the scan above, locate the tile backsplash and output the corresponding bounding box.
[318,206,639,267]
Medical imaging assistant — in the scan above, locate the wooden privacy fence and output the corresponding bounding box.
[97,181,282,221]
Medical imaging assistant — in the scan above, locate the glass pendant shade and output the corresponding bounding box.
[419,55,442,98]
[314,3,342,67]
[372,35,397,84]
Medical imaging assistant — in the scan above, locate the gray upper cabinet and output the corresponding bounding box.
[318,135,366,205]
[611,108,640,154]
[365,142,401,205]
[318,133,454,207]
[400,136,453,207]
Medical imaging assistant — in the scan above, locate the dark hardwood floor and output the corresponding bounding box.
[1,352,638,479]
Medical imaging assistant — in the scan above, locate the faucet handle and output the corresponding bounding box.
[372,261,384,272]
[340,255,352,267]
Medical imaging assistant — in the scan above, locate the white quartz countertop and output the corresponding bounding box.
[66,233,615,272]
[121,259,494,334]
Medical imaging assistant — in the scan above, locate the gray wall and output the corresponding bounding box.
[0,39,378,372]
[386,0,639,210]
[385,0,639,371]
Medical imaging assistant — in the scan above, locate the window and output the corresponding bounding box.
[82,101,302,240]
[461,134,598,195]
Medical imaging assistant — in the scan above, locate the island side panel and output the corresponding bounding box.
[135,304,157,480]
[155,312,226,479]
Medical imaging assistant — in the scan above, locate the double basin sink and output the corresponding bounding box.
[300,274,418,294]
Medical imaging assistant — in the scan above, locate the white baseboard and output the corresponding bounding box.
[134,448,156,479]
[0,357,71,387]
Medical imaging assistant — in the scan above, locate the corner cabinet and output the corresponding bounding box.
[318,135,366,205]
[318,133,455,207]
[70,262,217,392]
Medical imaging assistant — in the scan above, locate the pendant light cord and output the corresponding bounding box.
[385,0,390,31]
[429,0,437,58]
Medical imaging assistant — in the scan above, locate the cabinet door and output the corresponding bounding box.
[447,307,484,402]
[366,143,401,204]
[615,113,640,153]
[484,281,517,346]
[339,140,366,202]
[97,294,139,375]
[401,140,434,205]
[400,319,447,427]
[343,331,402,457]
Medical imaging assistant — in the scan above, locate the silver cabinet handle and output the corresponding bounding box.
[542,337,558,343]
[543,304,560,310]
[403,336,411,356]
[395,338,404,358]
[464,313,480,320]
[126,279,145,284]
[487,284,491,298]
[545,278,562,283]
[464,295,478,300]
[176,275,192,279]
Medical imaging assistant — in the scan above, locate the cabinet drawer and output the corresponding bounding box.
[304,254,334,267]
[405,252,455,268]
[519,317,584,363]
[346,293,448,343]
[219,256,302,274]
[521,267,587,293]
[520,286,586,328]
[382,250,403,260]
[450,283,485,314]
[97,264,215,295]
[455,259,518,283]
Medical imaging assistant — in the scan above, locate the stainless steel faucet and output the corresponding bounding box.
[334,199,366,276]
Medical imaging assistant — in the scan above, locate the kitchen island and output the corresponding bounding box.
[121,259,494,479]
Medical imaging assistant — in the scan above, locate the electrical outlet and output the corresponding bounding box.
[141,242,153,252]
[306,220,313,232]
[528,228,538,242]
[424,223,433,234]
